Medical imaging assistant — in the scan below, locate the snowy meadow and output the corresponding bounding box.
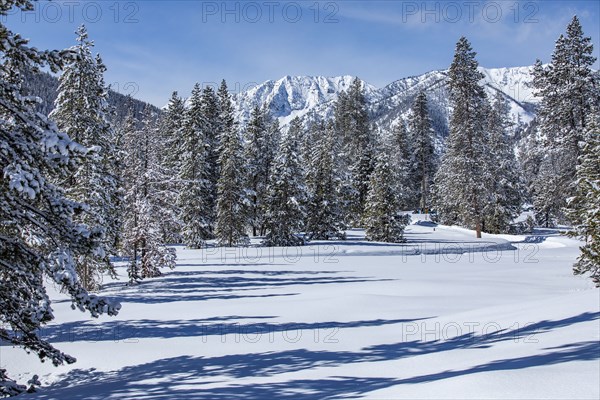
[2,215,599,399]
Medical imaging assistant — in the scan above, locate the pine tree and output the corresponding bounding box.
[567,110,600,286]
[532,160,564,228]
[516,119,543,201]
[215,80,249,246]
[157,91,185,242]
[387,122,413,210]
[364,151,408,243]
[532,16,598,225]
[121,108,176,282]
[263,117,306,246]
[49,26,121,290]
[408,90,436,212]
[432,37,490,238]
[200,85,221,232]
[1,2,119,394]
[301,117,319,168]
[305,121,346,240]
[177,83,212,248]
[484,91,523,233]
[244,105,277,236]
[335,78,373,225]
[161,91,186,172]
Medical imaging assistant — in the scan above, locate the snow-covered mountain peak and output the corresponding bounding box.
[234,75,376,126]
[232,66,539,134]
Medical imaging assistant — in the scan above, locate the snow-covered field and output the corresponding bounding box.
[2,215,599,399]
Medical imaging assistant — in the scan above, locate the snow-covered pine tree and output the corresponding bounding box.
[566,110,600,286]
[432,37,490,238]
[387,122,413,210]
[484,91,524,233]
[121,107,176,283]
[408,90,436,212]
[300,116,318,168]
[177,83,212,248]
[161,91,186,172]
[364,150,408,243]
[263,117,306,246]
[99,54,125,253]
[244,105,277,236]
[532,16,598,226]
[335,78,373,225]
[265,112,282,162]
[215,80,249,246]
[1,2,120,394]
[305,121,346,240]
[157,91,185,242]
[516,119,544,203]
[200,85,221,232]
[532,159,565,228]
[49,25,121,290]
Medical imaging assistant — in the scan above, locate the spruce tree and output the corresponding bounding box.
[157,91,186,242]
[408,90,436,212]
[49,26,121,290]
[305,121,346,240]
[432,37,490,238]
[532,160,565,228]
[161,91,186,172]
[263,117,306,246]
[301,117,318,168]
[1,2,119,393]
[517,119,544,201]
[387,122,413,210]
[532,16,598,225]
[244,105,277,236]
[484,91,523,233]
[177,83,212,248]
[364,151,408,243]
[215,80,249,246]
[121,108,176,282]
[335,78,373,226]
[567,110,600,286]
[200,85,221,231]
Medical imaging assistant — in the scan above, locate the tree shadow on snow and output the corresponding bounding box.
[53,269,391,305]
[29,312,600,400]
[35,317,424,344]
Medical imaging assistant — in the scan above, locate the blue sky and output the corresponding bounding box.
[4,0,599,106]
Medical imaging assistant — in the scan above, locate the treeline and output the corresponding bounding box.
[42,17,600,291]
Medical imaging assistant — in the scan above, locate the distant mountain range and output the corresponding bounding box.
[27,65,541,147]
[232,66,540,148]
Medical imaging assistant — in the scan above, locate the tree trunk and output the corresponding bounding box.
[476,219,482,239]
[421,174,427,213]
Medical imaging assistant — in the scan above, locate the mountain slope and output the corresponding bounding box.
[22,70,161,125]
[232,66,539,145]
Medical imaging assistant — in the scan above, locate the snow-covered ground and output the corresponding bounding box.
[2,215,599,399]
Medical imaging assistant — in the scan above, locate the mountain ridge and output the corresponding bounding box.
[232,65,539,138]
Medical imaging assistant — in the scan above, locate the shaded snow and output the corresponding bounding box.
[3,215,598,399]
